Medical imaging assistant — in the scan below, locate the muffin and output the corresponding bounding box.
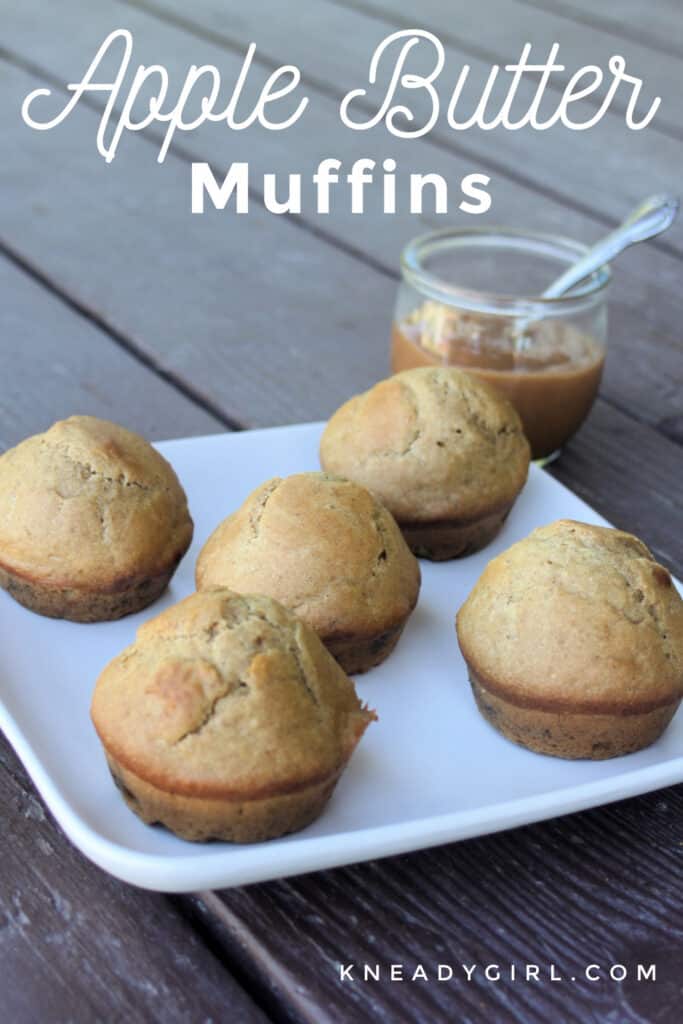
[195,473,420,674]
[319,367,530,560]
[456,520,683,759]
[0,416,193,621]
[91,589,375,842]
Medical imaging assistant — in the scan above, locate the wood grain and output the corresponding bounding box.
[327,0,683,137]
[0,255,252,1022]
[0,253,221,449]
[0,15,682,434]
[198,785,683,1024]
[547,399,683,573]
[126,0,683,256]
[517,0,683,62]
[0,57,396,429]
[0,738,268,1024]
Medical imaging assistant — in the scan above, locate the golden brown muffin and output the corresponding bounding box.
[195,473,420,674]
[91,589,375,842]
[0,416,193,621]
[319,367,530,560]
[456,520,683,759]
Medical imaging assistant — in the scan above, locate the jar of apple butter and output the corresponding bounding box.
[391,228,610,459]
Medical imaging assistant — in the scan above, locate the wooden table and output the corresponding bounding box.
[1,2,682,1021]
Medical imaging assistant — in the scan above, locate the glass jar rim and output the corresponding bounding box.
[401,226,611,318]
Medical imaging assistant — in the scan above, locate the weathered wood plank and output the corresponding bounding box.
[0,252,221,449]
[0,56,395,428]
[0,738,269,1024]
[547,399,683,574]
[516,0,683,63]
[1,17,682,435]
[200,785,683,1024]
[328,0,683,134]
[0,255,258,1022]
[127,0,683,255]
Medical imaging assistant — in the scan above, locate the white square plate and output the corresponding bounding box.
[1,423,681,891]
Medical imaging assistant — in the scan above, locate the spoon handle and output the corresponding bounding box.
[542,194,679,300]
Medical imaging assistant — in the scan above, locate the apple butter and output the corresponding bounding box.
[391,301,605,458]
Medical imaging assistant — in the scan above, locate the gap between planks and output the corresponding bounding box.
[1,16,680,448]
[183,891,338,1024]
[192,789,683,1024]
[0,741,272,1024]
[0,233,242,433]
[120,0,683,263]
[320,0,683,142]
[0,42,399,287]
[0,173,672,453]
[516,0,683,66]
[2,41,679,448]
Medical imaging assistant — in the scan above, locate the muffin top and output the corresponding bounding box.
[319,367,530,522]
[0,416,193,588]
[457,520,683,712]
[91,589,374,799]
[195,472,420,640]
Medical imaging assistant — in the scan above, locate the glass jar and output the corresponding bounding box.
[391,227,610,459]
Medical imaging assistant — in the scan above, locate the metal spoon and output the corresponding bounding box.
[542,193,679,300]
[513,193,678,352]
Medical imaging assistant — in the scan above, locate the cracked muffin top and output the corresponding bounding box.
[457,520,683,712]
[0,416,193,588]
[195,472,420,640]
[319,367,530,522]
[91,589,375,798]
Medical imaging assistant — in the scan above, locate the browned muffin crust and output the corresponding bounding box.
[91,590,375,842]
[0,416,193,621]
[319,367,530,560]
[107,756,344,843]
[469,667,679,761]
[400,506,513,562]
[0,563,178,623]
[195,473,421,673]
[456,520,683,759]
